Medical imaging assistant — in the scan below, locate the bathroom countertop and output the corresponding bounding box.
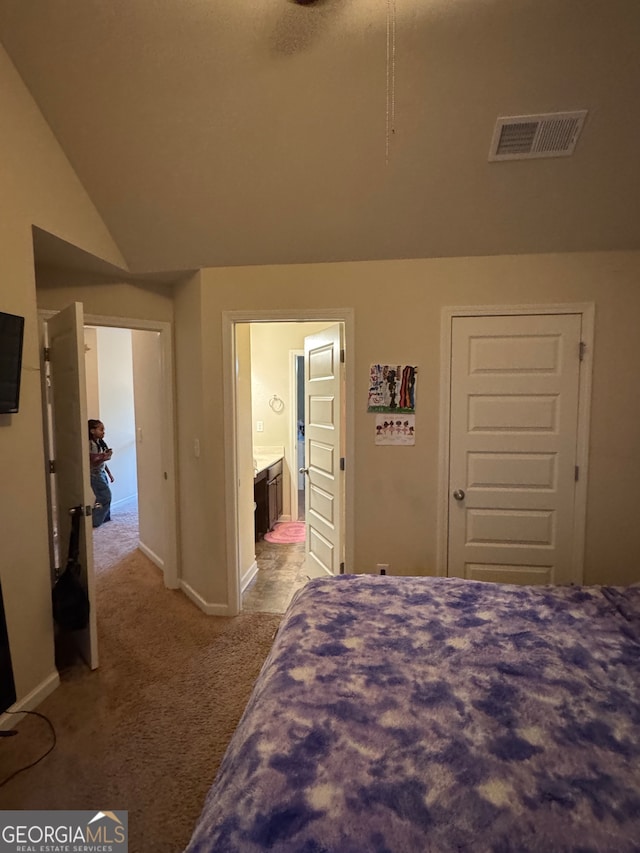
[253,445,284,477]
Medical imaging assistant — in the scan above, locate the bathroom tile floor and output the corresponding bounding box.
[242,538,310,614]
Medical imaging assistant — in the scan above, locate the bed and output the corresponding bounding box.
[184,574,640,852]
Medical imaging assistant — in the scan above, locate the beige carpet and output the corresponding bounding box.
[0,498,282,853]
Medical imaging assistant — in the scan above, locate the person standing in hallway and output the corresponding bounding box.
[88,419,115,528]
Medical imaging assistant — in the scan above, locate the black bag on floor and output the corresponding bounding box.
[52,507,90,631]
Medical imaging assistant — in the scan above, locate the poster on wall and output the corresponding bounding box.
[375,414,415,445]
[367,364,417,413]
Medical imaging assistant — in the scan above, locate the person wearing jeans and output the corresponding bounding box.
[88,419,115,528]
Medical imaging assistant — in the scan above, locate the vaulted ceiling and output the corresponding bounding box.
[1,0,639,275]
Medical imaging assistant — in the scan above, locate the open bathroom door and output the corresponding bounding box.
[303,323,344,578]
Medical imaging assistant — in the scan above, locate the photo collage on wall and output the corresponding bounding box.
[367,363,417,445]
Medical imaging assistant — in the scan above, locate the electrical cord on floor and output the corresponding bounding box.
[0,709,57,788]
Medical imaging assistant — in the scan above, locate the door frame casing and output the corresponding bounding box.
[38,309,179,590]
[289,349,304,520]
[222,309,355,616]
[436,302,595,583]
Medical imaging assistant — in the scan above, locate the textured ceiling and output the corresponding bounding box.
[1,0,639,274]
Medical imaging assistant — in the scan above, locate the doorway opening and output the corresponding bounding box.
[40,306,179,670]
[222,309,355,618]
[85,325,161,578]
[241,327,320,615]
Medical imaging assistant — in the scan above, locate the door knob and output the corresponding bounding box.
[299,467,309,475]
[453,489,465,501]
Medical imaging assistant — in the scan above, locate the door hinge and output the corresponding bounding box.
[49,460,55,474]
[340,348,345,363]
[339,561,345,574]
[575,465,579,482]
[340,457,345,471]
[579,341,586,361]
[43,347,50,362]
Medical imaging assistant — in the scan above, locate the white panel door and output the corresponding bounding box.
[303,324,343,577]
[48,303,99,668]
[448,313,582,585]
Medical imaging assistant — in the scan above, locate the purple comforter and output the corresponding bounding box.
[185,575,640,853]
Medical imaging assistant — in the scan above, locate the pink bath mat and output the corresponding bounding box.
[264,522,306,544]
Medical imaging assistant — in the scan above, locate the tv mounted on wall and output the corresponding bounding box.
[0,311,25,414]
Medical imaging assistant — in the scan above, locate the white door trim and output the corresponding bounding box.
[38,309,179,590]
[289,348,304,520]
[222,308,355,616]
[437,303,595,583]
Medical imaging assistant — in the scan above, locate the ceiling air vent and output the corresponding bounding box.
[489,110,587,161]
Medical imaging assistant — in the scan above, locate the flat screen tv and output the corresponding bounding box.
[0,311,25,414]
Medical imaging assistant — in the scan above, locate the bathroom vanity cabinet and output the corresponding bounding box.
[266,458,283,532]
[254,456,283,540]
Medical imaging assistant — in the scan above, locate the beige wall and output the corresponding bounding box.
[84,326,138,504]
[173,273,213,604]
[170,251,640,611]
[0,43,125,709]
[96,327,137,504]
[36,269,173,325]
[132,330,165,565]
[84,327,99,417]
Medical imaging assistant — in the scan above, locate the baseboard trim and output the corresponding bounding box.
[139,541,164,571]
[138,543,178,590]
[111,495,137,510]
[0,669,60,730]
[241,560,258,594]
[180,580,229,616]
